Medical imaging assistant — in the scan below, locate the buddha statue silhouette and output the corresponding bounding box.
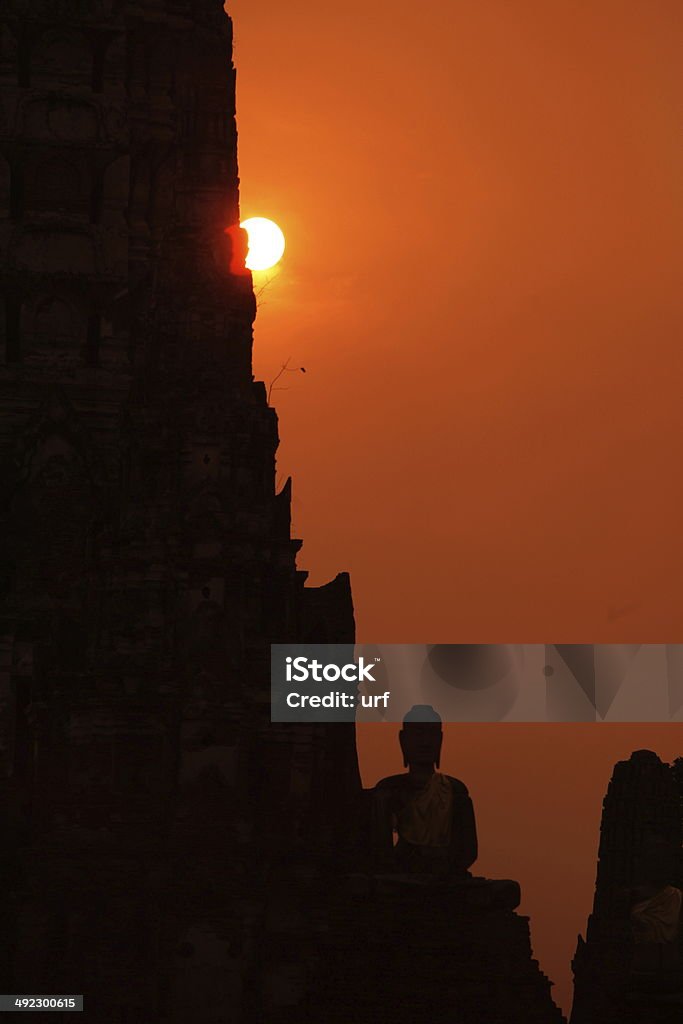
[372,705,476,876]
[371,705,520,908]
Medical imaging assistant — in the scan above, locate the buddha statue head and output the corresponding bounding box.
[399,705,443,772]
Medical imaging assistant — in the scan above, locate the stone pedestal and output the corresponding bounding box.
[259,867,565,1023]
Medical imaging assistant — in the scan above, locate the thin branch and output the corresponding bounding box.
[254,275,275,303]
[267,358,306,404]
[267,357,292,403]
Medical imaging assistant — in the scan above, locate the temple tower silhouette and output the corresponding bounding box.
[0,2,359,1018]
[570,750,683,1023]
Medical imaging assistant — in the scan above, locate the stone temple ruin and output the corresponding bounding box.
[0,2,360,1019]
[2,2,680,1022]
[570,750,683,1024]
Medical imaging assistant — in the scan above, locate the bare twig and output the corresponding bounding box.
[267,357,307,404]
[254,275,275,303]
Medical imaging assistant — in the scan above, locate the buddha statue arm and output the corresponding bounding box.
[450,784,478,873]
[371,782,397,869]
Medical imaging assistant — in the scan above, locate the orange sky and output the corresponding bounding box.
[229,1,683,1013]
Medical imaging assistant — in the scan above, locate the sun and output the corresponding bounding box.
[240,217,286,272]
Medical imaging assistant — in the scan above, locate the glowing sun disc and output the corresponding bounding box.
[241,217,286,271]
